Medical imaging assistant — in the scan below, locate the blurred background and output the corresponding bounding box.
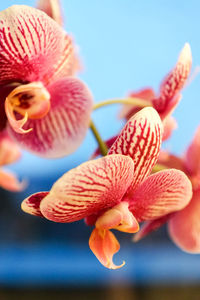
[0,0,200,299]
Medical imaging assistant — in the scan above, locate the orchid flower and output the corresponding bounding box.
[119,43,192,140]
[21,107,192,269]
[134,126,200,253]
[0,5,93,158]
[0,130,24,191]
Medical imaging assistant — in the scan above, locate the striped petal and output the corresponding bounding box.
[168,189,200,253]
[21,192,48,217]
[8,78,93,158]
[128,169,192,222]
[0,5,76,84]
[109,107,163,193]
[185,126,200,176]
[0,169,25,192]
[89,228,125,269]
[119,88,154,120]
[153,43,192,115]
[37,0,63,26]
[40,154,134,222]
[0,130,21,166]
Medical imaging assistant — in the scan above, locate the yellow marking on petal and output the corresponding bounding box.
[5,82,50,134]
[5,98,32,134]
[96,202,139,233]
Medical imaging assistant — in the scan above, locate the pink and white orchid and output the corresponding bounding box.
[21,107,192,269]
[134,126,200,253]
[0,5,93,158]
[120,43,192,140]
[0,130,24,191]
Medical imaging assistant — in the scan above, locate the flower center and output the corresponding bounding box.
[95,201,139,233]
[5,82,50,134]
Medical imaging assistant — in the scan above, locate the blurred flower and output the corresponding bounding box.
[21,108,192,268]
[134,126,200,253]
[0,5,93,158]
[0,130,24,191]
[119,43,192,140]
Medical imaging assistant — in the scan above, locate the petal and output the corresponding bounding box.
[96,201,139,233]
[158,150,185,172]
[0,5,76,84]
[89,228,125,269]
[119,88,155,120]
[40,154,134,222]
[109,107,163,193]
[21,191,48,217]
[0,84,17,131]
[37,0,63,26]
[133,214,171,242]
[8,78,93,158]
[168,189,200,253]
[162,116,177,141]
[185,126,200,176]
[153,43,192,114]
[0,169,25,192]
[128,169,192,222]
[5,100,32,134]
[0,130,21,166]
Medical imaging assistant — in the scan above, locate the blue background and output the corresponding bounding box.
[0,0,200,288]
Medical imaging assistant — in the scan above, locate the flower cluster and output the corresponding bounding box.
[0,1,199,269]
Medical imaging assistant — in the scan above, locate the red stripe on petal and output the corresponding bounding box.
[109,107,163,192]
[153,43,192,114]
[21,191,49,217]
[168,189,200,253]
[128,169,192,222]
[0,5,76,84]
[40,154,134,223]
[8,78,93,158]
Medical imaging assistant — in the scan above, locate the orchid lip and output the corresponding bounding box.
[5,82,50,134]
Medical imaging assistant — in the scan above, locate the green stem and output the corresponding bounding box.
[90,120,108,156]
[93,97,151,110]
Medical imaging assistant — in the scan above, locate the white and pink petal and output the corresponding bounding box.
[153,43,192,115]
[0,5,76,84]
[128,169,192,222]
[21,191,48,217]
[40,154,134,223]
[109,107,163,193]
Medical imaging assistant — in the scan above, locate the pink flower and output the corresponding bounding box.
[120,43,192,140]
[0,130,24,191]
[0,5,93,158]
[134,126,200,253]
[21,107,192,269]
